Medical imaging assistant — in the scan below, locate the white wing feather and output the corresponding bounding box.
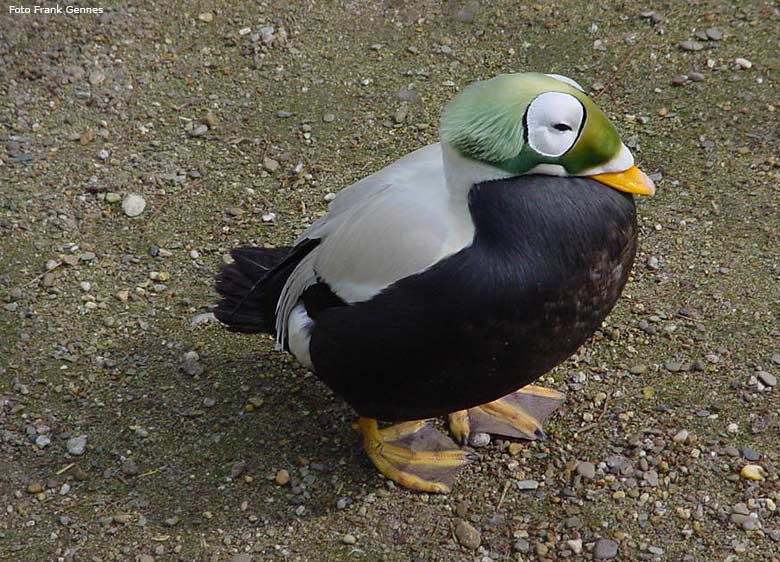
[275,142,475,346]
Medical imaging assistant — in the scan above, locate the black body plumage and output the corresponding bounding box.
[215,175,637,421]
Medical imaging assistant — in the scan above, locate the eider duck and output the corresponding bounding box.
[215,72,655,493]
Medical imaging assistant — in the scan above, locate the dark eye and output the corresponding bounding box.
[553,123,572,131]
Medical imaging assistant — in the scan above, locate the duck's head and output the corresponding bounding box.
[441,72,655,196]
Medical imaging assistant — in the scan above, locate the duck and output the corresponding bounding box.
[214,72,655,493]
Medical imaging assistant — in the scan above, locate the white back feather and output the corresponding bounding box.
[276,142,513,348]
[276,143,488,347]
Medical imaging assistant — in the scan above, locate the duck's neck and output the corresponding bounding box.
[441,142,513,206]
[434,142,514,252]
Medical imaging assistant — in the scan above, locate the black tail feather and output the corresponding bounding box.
[214,241,319,334]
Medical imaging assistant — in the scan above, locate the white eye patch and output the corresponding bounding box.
[525,92,585,158]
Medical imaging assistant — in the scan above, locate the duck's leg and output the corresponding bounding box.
[356,418,474,493]
[448,385,565,445]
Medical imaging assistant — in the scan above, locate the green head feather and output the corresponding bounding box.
[441,73,622,175]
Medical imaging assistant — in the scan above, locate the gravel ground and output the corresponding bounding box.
[1,1,779,561]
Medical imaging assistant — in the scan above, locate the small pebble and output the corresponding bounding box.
[454,519,481,550]
[740,464,766,481]
[576,461,596,479]
[735,57,752,69]
[679,40,703,51]
[644,470,659,487]
[122,194,146,217]
[190,312,217,327]
[732,502,750,516]
[742,447,760,461]
[323,113,336,123]
[245,397,263,410]
[259,27,275,45]
[275,469,290,486]
[514,538,530,553]
[263,157,280,172]
[89,71,105,85]
[517,480,539,490]
[181,351,204,376]
[705,27,723,41]
[673,429,689,443]
[189,124,208,137]
[664,361,682,373]
[341,534,357,545]
[66,435,87,456]
[594,538,619,559]
[393,104,409,124]
[756,371,776,387]
[469,432,490,447]
[566,539,583,554]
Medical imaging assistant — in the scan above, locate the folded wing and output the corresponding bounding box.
[275,142,475,346]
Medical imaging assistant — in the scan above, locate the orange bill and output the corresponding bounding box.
[590,165,656,196]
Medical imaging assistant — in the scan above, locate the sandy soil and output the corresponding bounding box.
[1,1,779,561]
